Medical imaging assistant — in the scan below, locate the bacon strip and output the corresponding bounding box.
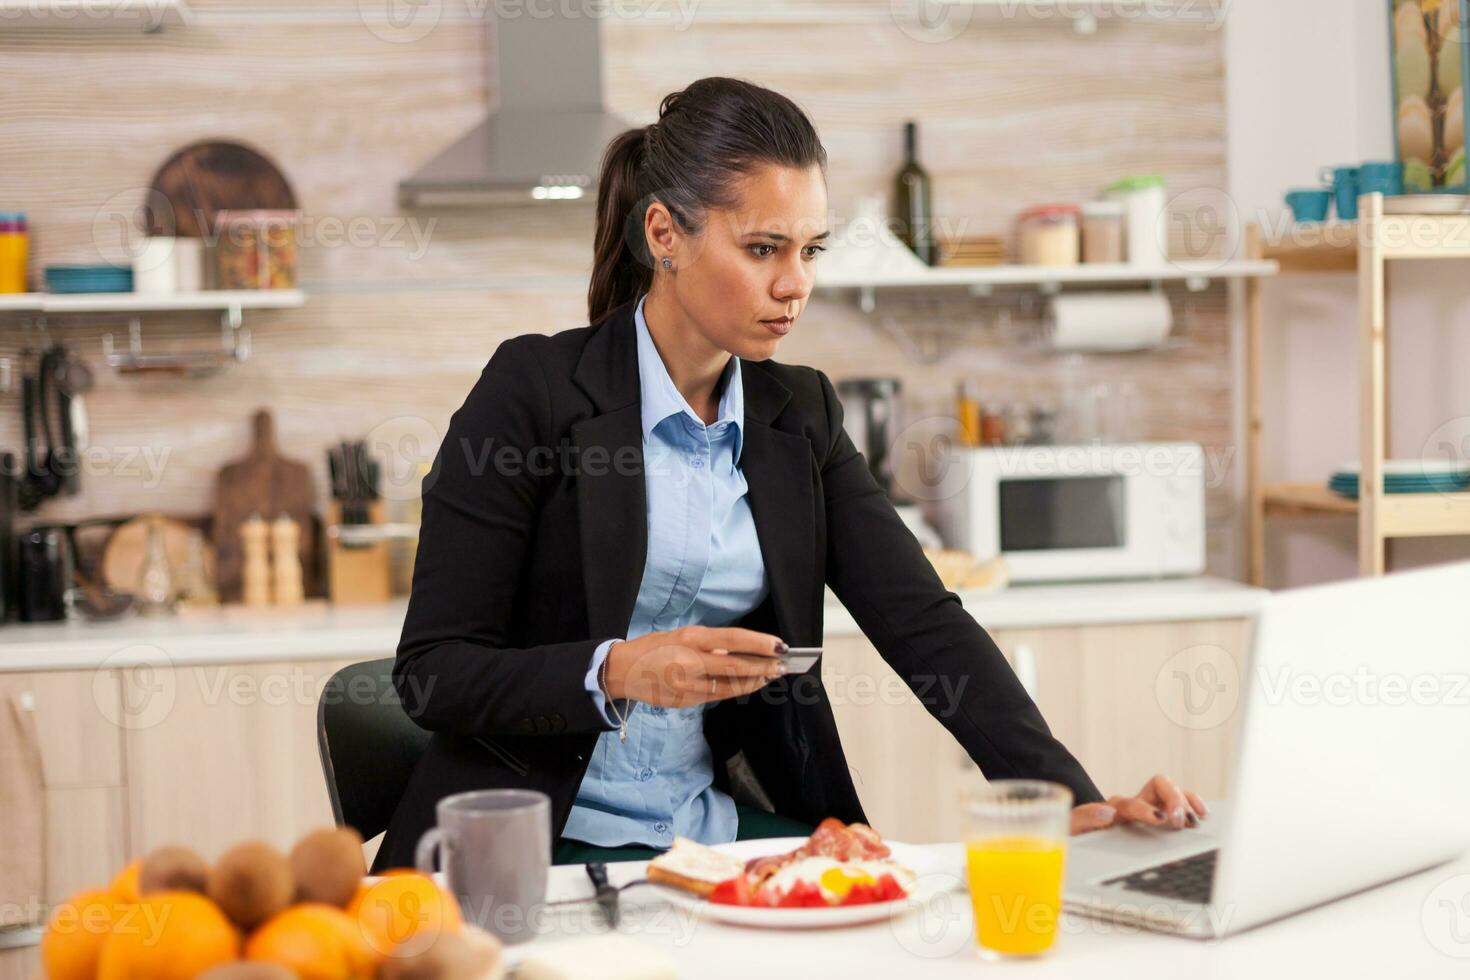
[741,818,891,884]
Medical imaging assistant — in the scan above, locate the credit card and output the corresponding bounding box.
[728,647,822,675]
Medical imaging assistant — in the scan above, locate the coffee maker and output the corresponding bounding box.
[834,377,942,550]
[836,378,902,497]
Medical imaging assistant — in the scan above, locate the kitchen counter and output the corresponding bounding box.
[0,577,1264,673]
[824,575,1263,634]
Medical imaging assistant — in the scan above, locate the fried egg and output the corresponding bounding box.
[759,857,917,903]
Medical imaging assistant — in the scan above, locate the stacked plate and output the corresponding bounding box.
[1328,460,1470,499]
[44,264,134,294]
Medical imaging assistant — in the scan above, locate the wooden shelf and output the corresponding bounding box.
[1377,213,1470,260]
[1262,482,1470,537]
[1262,482,1359,517]
[1257,223,1359,275]
[1255,210,1470,275]
[0,289,305,315]
[1378,492,1470,538]
[0,0,191,31]
[1247,194,1470,581]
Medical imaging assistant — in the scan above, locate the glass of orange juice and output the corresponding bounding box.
[964,780,1072,959]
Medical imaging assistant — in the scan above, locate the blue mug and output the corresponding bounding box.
[1320,165,1361,220]
[1358,161,1405,198]
[1286,189,1332,223]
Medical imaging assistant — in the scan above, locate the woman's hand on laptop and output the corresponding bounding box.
[1070,773,1208,835]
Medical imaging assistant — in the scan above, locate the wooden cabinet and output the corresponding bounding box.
[1001,621,1249,805]
[819,635,977,844]
[0,651,371,962]
[821,618,1252,844]
[0,670,128,909]
[121,657,362,858]
[0,943,39,980]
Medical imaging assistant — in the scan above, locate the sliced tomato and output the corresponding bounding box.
[773,881,829,908]
[709,875,754,906]
[839,873,908,906]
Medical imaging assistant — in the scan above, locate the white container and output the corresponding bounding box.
[133,236,178,294]
[1106,176,1167,267]
[172,238,205,292]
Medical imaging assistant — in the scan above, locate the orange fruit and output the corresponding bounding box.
[97,890,240,980]
[245,903,377,980]
[108,861,142,902]
[41,888,122,980]
[348,871,462,960]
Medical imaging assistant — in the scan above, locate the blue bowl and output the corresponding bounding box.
[1286,189,1333,223]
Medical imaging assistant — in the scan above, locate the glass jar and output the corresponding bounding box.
[1016,205,1080,267]
[214,209,300,289]
[1080,200,1126,264]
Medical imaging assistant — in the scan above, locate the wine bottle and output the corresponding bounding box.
[894,120,935,266]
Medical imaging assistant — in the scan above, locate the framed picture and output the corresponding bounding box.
[1390,0,1470,192]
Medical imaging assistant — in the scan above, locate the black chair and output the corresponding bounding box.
[316,657,432,841]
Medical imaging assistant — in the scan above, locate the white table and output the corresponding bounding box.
[503,844,1470,978]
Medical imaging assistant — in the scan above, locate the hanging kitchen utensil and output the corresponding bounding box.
[17,348,47,512]
[36,345,81,497]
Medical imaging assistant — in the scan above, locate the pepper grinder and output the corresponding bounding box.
[240,513,271,607]
[270,513,304,607]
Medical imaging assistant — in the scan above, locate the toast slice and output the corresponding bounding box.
[646,838,746,898]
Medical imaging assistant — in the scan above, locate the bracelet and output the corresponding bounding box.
[599,642,629,743]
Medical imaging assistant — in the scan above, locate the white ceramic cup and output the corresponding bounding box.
[133,236,178,294]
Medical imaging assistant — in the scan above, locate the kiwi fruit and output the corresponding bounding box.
[207,840,296,930]
[197,964,299,980]
[376,930,501,980]
[289,826,366,908]
[138,844,209,895]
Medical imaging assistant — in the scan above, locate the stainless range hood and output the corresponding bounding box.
[398,7,634,207]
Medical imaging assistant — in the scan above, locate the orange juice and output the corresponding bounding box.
[966,835,1066,956]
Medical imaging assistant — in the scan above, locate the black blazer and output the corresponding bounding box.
[374,297,1102,870]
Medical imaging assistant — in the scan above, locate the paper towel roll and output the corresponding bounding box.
[1045,291,1173,352]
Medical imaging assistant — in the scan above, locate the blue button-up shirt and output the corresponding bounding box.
[562,292,770,849]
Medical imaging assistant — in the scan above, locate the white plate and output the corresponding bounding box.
[649,837,954,929]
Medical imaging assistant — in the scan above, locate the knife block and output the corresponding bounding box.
[325,499,392,604]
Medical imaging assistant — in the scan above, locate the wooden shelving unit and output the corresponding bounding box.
[1245,193,1470,583]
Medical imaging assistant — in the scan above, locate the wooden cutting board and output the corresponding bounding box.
[144,139,298,239]
[102,515,216,597]
[211,409,318,603]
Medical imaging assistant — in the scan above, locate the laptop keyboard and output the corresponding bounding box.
[1102,849,1218,905]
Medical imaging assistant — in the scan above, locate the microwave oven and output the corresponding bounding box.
[934,442,1206,583]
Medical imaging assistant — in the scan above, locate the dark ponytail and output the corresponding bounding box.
[587,77,828,325]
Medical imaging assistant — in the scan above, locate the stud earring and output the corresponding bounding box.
[660,256,673,270]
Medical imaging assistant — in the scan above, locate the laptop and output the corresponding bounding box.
[1064,560,1470,938]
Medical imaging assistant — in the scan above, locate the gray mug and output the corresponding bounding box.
[416,788,551,945]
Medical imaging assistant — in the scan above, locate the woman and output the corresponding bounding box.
[375,77,1206,871]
